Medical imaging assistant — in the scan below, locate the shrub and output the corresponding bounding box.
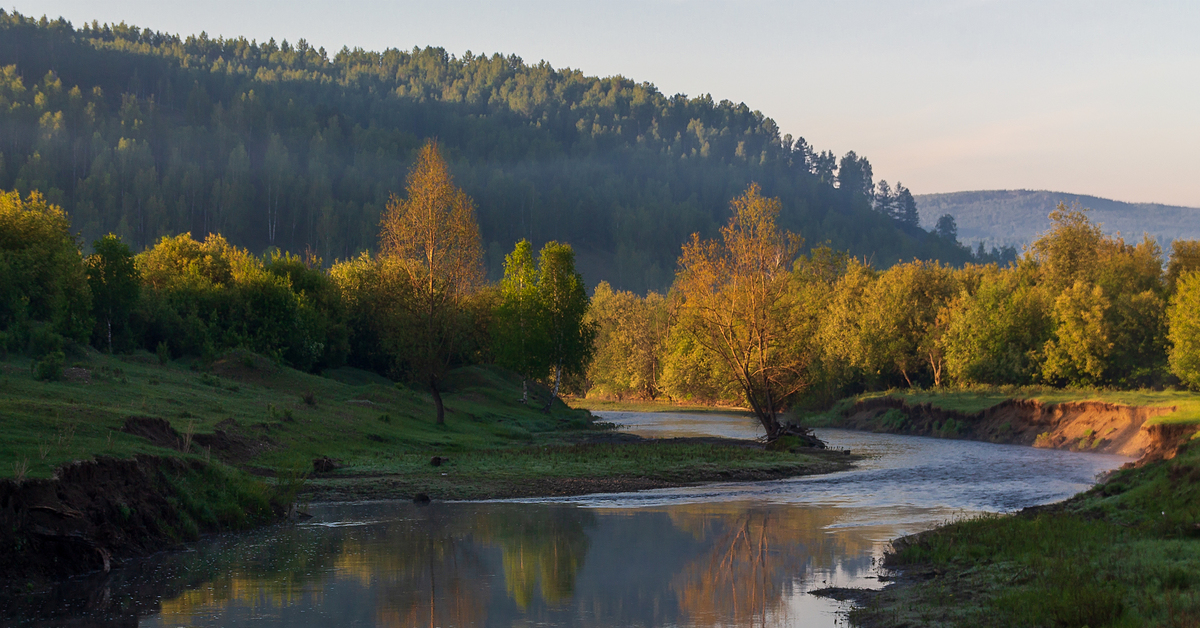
[33,350,65,381]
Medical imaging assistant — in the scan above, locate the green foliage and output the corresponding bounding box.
[0,11,973,295]
[1041,281,1114,386]
[0,190,92,350]
[1166,240,1200,294]
[941,266,1051,385]
[585,282,667,400]
[86,234,139,353]
[1169,272,1200,388]
[536,241,596,399]
[492,239,549,392]
[135,233,344,371]
[32,350,64,381]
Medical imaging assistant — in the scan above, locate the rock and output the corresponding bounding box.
[312,457,340,473]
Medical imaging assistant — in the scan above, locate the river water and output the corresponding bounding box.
[13,412,1131,627]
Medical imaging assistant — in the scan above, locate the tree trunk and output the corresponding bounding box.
[521,378,528,403]
[430,376,445,424]
[543,362,562,414]
[743,385,781,440]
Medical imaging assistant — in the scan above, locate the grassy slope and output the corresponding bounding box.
[0,350,845,499]
[851,439,1200,627]
[806,387,1200,426]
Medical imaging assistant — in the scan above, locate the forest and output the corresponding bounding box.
[587,196,1200,419]
[0,10,1004,295]
[0,141,595,424]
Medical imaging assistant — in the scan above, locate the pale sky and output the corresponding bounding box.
[21,0,1200,207]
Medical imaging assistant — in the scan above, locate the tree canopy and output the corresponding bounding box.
[0,10,983,294]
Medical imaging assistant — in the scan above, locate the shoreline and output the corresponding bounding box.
[0,433,857,587]
[801,390,1200,626]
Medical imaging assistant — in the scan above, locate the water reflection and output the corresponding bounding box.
[2,415,1134,628]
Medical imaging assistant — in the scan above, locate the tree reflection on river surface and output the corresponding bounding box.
[4,422,1133,628]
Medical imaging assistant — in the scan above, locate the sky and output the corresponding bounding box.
[21,0,1200,207]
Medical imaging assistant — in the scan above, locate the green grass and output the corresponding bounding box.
[0,348,594,481]
[813,386,1200,426]
[0,349,847,500]
[853,440,1200,627]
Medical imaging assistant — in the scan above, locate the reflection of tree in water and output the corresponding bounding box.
[350,505,491,628]
[145,503,596,627]
[665,504,876,627]
[474,504,595,609]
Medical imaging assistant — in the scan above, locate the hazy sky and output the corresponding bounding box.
[22,0,1200,207]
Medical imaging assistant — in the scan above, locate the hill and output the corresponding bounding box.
[0,11,970,294]
[916,190,1200,252]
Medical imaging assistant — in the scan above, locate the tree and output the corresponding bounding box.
[536,241,596,410]
[894,183,919,227]
[379,140,484,424]
[854,261,957,388]
[873,180,896,217]
[586,282,668,400]
[86,234,139,353]
[673,183,808,439]
[493,239,548,403]
[1167,240,1200,294]
[939,265,1052,385]
[935,214,957,241]
[1029,203,1102,293]
[836,151,873,201]
[1041,281,1113,386]
[1168,271,1200,388]
[0,190,92,351]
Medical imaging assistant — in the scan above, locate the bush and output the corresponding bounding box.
[33,350,65,381]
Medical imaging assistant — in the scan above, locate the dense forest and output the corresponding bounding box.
[588,199,1200,418]
[0,10,993,293]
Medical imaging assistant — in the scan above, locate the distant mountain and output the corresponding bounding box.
[915,190,1200,251]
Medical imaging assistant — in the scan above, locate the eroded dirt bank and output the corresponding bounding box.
[0,455,281,587]
[839,397,1191,460]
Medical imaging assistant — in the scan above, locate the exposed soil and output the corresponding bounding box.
[0,456,218,585]
[840,397,1189,460]
[122,416,275,465]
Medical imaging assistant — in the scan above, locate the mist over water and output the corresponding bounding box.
[18,413,1130,627]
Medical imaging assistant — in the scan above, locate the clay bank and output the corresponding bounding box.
[824,394,1196,462]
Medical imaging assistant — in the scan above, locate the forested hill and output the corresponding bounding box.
[917,190,1200,252]
[0,11,971,293]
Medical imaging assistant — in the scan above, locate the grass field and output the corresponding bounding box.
[0,348,846,498]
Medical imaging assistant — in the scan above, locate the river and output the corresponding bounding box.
[11,412,1131,627]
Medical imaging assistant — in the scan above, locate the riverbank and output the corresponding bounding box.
[0,350,849,585]
[802,388,1200,627]
[569,397,756,416]
[802,388,1200,460]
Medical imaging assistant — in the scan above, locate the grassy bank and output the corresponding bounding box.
[850,437,1200,627]
[804,387,1200,427]
[569,397,755,416]
[0,349,847,498]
